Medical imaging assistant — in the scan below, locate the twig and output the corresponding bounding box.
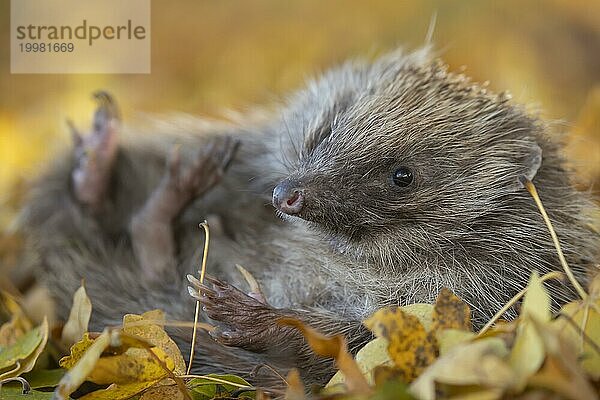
[478,271,563,336]
[180,374,255,389]
[251,363,289,385]
[0,376,30,394]
[186,221,210,375]
[520,176,588,299]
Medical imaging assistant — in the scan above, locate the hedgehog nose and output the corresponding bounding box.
[273,180,305,215]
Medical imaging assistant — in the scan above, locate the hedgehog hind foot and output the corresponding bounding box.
[70,91,120,212]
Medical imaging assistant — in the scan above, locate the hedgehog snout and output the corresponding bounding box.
[273,179,305,215]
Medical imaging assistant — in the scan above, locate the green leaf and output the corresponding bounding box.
[370,380,415,400]
[0,385,54,399]
[0,323,44,370]
[22,369,65,389]
[188,374,254,400]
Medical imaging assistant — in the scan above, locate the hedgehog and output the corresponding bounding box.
[19,48,600,390]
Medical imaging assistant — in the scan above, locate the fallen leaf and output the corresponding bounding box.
[187,374,254,400]
[140,383,186,400]
[436,329,475,356]
[58,332,95,370]
[279,317,371,395]
[0,292,33,347]
[54,329,113,399]
[0,385,53,399]
[61,283,92,348]
[87,347,172,385]
[54,326,175,400]
[284,369,305,400]
[554,272,600,379]
[401,303,434,331]
[527,317,598,400]
[327,337,392,387]
[22,368,65,389]
[364,306,437,382]
[328,304,434,388]
[509,272,551,390]
[0,317,48,380]
[520,272,552,323]
[370,379,414,400]
[80,381,160,400]
[528,354,598,400]
[430,288,472,332]
[410,337,514,400]
[123,310,186,375]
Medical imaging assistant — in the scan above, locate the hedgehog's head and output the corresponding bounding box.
[272,50,543,261]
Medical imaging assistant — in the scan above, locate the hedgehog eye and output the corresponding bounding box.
[392,167,414,187]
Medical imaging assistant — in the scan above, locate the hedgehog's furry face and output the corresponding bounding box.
[273,53,543,250]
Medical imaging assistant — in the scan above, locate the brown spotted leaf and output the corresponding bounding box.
[363,306,437,382]
[430,288,472,332]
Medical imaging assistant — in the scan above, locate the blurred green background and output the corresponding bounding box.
[0,0,599,230]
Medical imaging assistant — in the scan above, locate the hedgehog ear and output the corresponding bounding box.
[512,142,542,191]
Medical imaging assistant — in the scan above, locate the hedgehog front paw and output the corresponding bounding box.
[143,136,240,222]
[165,136,239,206]
[187,274,288,352]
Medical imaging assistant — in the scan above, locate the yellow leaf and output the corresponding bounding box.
[328,303,436,388]
[436,329,475,356]
[410,338,513,400]
[88,347,172,385]
[509,272,550,389]
[80,381,159,400]
[54,327,173,400]
[54,329,113,400]
[123,310,186,375]
[327,337,392,387]
[61,283,92,348]
[520,271,551,322]
[364,306,436,382]
[59,332,95,369]
[554,272,600,379]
